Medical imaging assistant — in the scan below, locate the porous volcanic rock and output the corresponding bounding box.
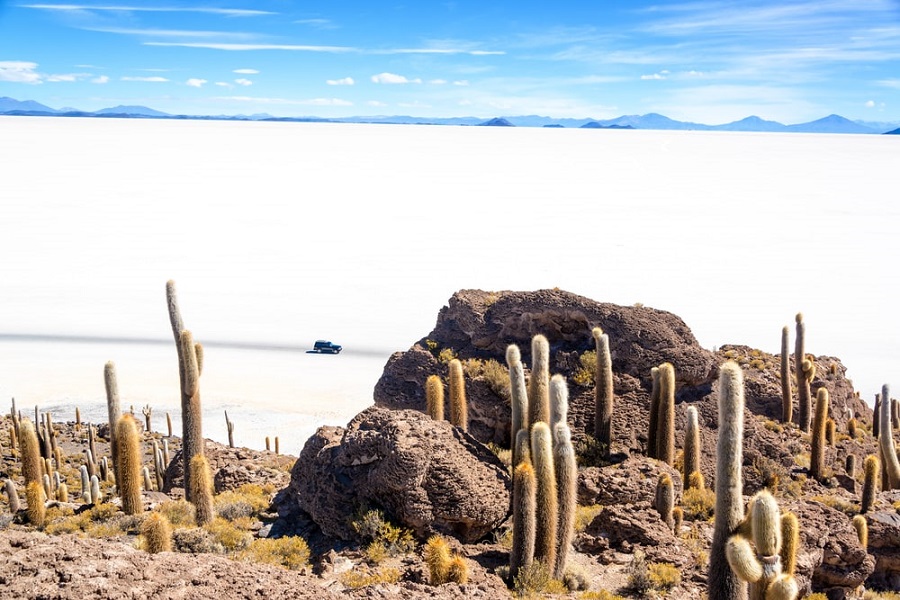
[374,289,718,445]
[865,497,900,591]
[280,406,511,544]
[163,439,294,495]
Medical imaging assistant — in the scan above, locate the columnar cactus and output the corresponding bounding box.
[115,414,143,515]
[684,405,701,488]
[780,511,799,578]
[425,375,445,422]
[878,384,900,489]
[780,325,792,423]
[104,361,121,483]
[848,418,858,439]
[25,481,45,528]
[592,327,613,457]
[508,344,529,468]
[224,411,235,448]
[509,461,536,581]
[531,421,557,568]
[845,454,857,479]
[708,361,747,600]
[725,490,799,600]
[810,387,830,482]
[4,479,20,514]
[141,512,173,553]
[851,515,868,549]
[874,394,881,439]
[448,359,467,431]
[189,453,215,526]
[795,313,812,432]
[861,454,879,513]
[553,423,577,579]
[549,374,569,435]
[656,473,675,531]
[166,280,204,502]
[656,363,676,466]
[528,335,550,428]
[18,419,42,486]
[647,366,661,459]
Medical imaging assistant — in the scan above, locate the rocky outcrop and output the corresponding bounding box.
[279,406,511,544]
[163,439,294,495]
[865,497,900,591]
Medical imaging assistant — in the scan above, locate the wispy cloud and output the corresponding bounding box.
[877,78,900,89]
[86,27,257,40]
[371,72,422,84]
[234,78,252,86]
[0,61,43,83]
[640,70,669,80]
[294,18,336,30]
[214,95,352,106]
[20,4,274,16]
[326,77,354,86]
[233,68,258,74]
[144,42,354,52]
[120,75,168,82]
[186,78,207,87]
[92,74,109,83]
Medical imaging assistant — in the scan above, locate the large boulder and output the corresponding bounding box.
[279,406,511,544]
[374,289,718,445]
[865,498,900,591]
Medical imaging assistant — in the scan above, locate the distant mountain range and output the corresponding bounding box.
[2,96,898,135]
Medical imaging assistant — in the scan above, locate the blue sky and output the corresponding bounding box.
[1,1,899,123]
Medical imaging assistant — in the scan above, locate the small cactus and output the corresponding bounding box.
[825,419,835,446]
[5,479,20,513]
[780,512,799,577]
[851,514,868,549]
[655,473,675,531]
[845,454,857,479]
[141,512,173,553]
[25,481,45,528]
[861,454,879,514]
[90,474,102,505]
[115,414,143,515]
[673,506,684,533]
[847,418,858,439]
[448,359,467,431]
[447,555,468,584]
[189,453,215,526]
[425,375,445,421]
[424,534,452,585]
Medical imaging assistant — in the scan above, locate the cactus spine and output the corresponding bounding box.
[684,405,701,488]
[527,335,550,428]
[861,454,879,513]
[810,387,830,481]
[531,421,557,568]
[25,481,45,528]
[879,384,900,489]
[780,325,792,423]
[424,534,452,584]
[549,374,569,435]
[167,280,204,501]
[852,515,868,549]
[708,361,747,600]
[780,511,799,577]
[425,375,445,421]
[104,361,121,483]
[647,366,661,459]
[18,419,42,486]
[593,327,613,457]
[448,359,467,431]
[189,453,215,526]
[656,363,676,466]
[553,423,577,579]
[115,414,143,515]
[142,511,173,553]
[508,344,528,468]
[656,473,675,531]
[795,313,811,432]
[509,461,536,581]
[4,479,19,514]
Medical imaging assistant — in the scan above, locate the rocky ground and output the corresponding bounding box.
[1,288,899,599]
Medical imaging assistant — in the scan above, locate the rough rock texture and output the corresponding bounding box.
[578,456,683,507]
[865,498,900,591]
[279,406,511,544]
[163,439,294,495]
[374,289,718,445]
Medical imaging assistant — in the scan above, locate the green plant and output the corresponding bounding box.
[709,361,747,600]
[240,536,310,570]
[572,350,596,387]
[425,374,444,421]
[448,359,467,431]
[141,511,173,553]
[115,414,142,516]
[592,327,613,457]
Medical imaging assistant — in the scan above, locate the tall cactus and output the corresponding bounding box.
[861,454,879,514]
[725,490,799,600]
[647,366,661,459]
[780,511,799,578]
[780,326,792,423]
[553,423,577,579]
[104,361,121,483]
[810,388,830,482]
[878,384,900,489]
[189,453,215,526]
[708,361,747,600]
[448,359,467,431]
[115,414,143,515]
[795,313,812,432]
[531,421,557,568]
[508,344,529,469]
[874,394,881,439]
[509,460,536,581]
[683,405,701,488]
[425,374,445,421]
[528,335,550,428]
[549,374,568,435]
[592,327,613,457]
[18,419,42,486]
[166,280,204,502]
[656,363,676,466]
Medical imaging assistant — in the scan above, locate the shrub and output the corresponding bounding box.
[365,540,388,564]
[437,348,457,364]
[463,358,510,400]
[240,536,310,570]
[341,567,402,589]
[574,504,603,533]
[562,565,590,591]
[487,443,511,469]
[204,517,253,552]
[173,526,223,554]
[351,509,415,556]
[575,434,609,468]
[571,351,597,387]
[156,499,196,528]
[512,561,566,596]
[648,562,681,591]
[681,486,715,521]
[626,550,652,596]
[811,495,859,517]
[578,592,626,600]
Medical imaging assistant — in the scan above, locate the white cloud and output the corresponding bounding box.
[371,72,421,84]
[295,18,336,29]
[453,80,470,86]
[429,79,447,85]
[215,95,352,106]
[641,72,667,80]
[326,77,354,86]
[145,42,353,52]
[186,78,208,88]
[368,100,387,107]
[235,78,253,86]
[866,100,876,108]
[233,68,259,74]
[22,5,274,16]
[87,27,256,39]
[92,75,109,84]
[46,73,79,82]
[877,79,900,89]
[215,81,232,88]
[0,61,43,83]
[120,76,169,82]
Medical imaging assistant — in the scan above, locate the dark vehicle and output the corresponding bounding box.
[312,340,342,354]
